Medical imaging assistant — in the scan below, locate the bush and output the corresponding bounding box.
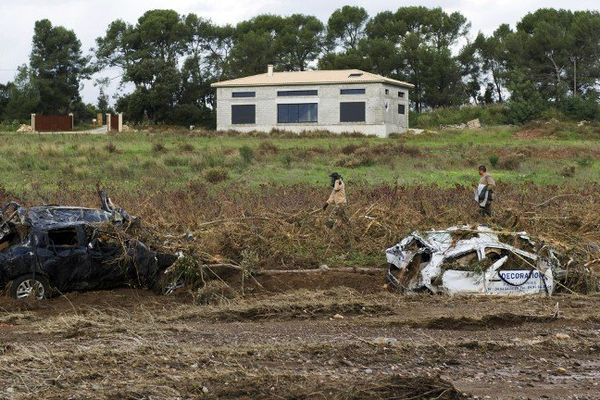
[488,155,499,168]
[239,145,254,164]
[105,142,118,153]
[411,104,509,129]
[497,153,524,170]
[152,143,167,153]
[204,167,230,183]
[560,96,600,121]
[257,141,279,155]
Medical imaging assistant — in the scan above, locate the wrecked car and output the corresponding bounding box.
[386,225,566,296]
[0,191,176,300]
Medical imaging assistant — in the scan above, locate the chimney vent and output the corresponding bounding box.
[267,64,274,76]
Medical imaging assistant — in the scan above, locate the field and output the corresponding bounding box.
[1,124,600,399]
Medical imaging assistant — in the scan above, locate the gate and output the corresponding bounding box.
[110,114,119,131]
[34,115,73,132]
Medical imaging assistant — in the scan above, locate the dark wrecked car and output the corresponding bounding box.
[385,225,568,296]
[0,192,176,300]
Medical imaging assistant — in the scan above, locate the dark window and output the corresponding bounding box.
[340,102,365,122]
[385,89,389,95]
[398,91,405,98]
[348,73,363,78]
[231,105,255,124]
[277,103,318,123]
[398,104,406,115]
[48,228,79,247]
[232,91,255,98]
[340,88,366,95]
[277,90,318,97]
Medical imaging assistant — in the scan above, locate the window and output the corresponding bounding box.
[398,104,406,115]
[385,89,389,95]
[340,102,365,122]
[398,91,405,98]
[277,103,318,123]
[231,105,255,124]
[348,73,363,78]
[232,91,255,98]
[48,228,79,247]
[277,90,318,97]
[340,88,366,95]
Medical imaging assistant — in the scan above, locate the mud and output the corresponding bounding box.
[2,287,600,399]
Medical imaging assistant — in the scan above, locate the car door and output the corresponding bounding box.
[35,226,91,292]
[483,247,551,295]
[86,228,129,289]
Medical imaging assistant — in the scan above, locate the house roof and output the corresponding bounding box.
[211,69,414,89]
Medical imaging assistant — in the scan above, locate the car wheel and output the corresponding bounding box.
[9,274,49,300]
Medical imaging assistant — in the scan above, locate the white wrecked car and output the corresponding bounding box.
[385,225,565,296]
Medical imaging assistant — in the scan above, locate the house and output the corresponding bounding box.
[211,66,414,137]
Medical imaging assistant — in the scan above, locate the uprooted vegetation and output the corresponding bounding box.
[3,182,597,297]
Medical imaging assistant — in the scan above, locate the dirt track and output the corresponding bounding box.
[1,286,600,400]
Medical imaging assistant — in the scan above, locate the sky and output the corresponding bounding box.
[1,0,599,104]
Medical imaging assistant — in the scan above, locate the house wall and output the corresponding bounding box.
[216,83,410,137]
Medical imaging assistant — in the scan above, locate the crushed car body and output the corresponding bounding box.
[0,190,176,299]
[385,225,566,296]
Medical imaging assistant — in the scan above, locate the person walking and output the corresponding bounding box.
[475,165,496,217]
[323,172,349,227]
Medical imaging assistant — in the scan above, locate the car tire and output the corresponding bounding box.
[9,274,50,300]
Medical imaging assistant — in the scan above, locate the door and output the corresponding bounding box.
[35,226,91,291]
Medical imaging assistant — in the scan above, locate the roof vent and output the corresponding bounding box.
[348,72,363,78]
[267,64,274,77]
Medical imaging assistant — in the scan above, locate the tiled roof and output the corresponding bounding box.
[211,69,414,89]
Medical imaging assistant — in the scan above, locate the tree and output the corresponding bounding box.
[30,19,90,114]
[326,6,369,51]
[278,14,325,71]
[473,24,512,103]
[97,88,109,114]
[2,66,40,121]
[96,10,188,121]
[365,7,471,111]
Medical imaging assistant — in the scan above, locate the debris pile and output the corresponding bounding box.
[16,124,32,133]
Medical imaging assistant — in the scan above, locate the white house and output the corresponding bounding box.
[211,66,414,137]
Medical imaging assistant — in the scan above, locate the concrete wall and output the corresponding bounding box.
[216,83,410,137]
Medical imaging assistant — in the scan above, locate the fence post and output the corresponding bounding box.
[106,113,111,132]
[118,113,123,132]
[31,114,36,133]
[68,113,74,131]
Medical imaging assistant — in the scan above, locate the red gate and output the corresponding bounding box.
[110,114,119,131]
[35,115,73,132]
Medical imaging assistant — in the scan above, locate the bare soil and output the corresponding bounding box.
[2,285,600,400]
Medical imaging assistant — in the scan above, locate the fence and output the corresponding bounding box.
[31,114,73,132]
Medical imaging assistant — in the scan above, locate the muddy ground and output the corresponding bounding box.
[1,283,600,400]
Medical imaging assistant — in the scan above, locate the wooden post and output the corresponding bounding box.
[31,113,36,133]
[97,113,103,126]
[106,113,111,132]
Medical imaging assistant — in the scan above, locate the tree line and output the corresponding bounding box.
[1,6,600,127]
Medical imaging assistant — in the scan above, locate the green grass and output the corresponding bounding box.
[0,128,598,196]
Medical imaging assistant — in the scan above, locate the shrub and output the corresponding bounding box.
[152,143,167,153]
[561,165,576,178]
[489,155,499,168]
[341,143,360,155]
[497,154,523,170]
[105,142,118,153]
[257,141,279,155]
[239,145,254,164]
[204,167,230,183]
[280,154,292,169]
[180,143,195,152]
